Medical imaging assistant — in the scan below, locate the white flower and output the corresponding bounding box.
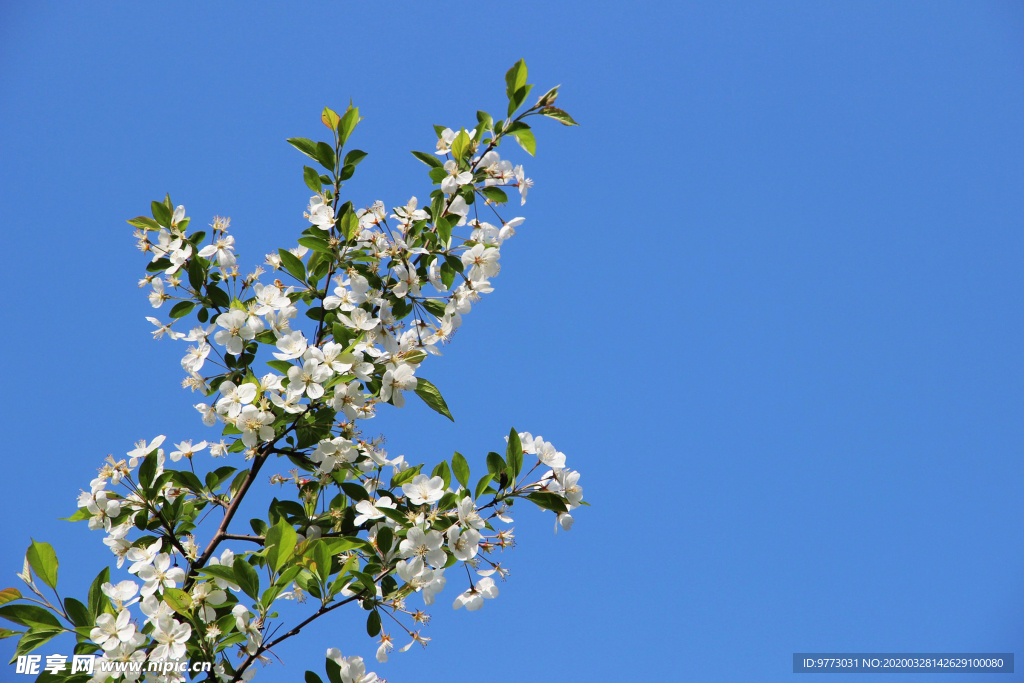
[126,539,163,574]
[181,341,211,373]
[216,381,258,418]
[151,616,191,661]
[391,197,429,230]
[380,363,416,408]
[353,496,396,526]
[208,550,240,591]
[148,278,167,308]
[534,437,566,469]
[461,243,500,281]
[434,127,458,155]
[402,474,445,506]
[195,402,218,426]
[90,609,136,652]
[198,234,237,267]
[456,497,485,530]
[340,308,380,331]
[169,440,207,462]
[326,651,379,683]
[452,577,498,611]
[273,330,308,360]
[127,435,165,468]
[137,553,185,597]
[213,309,256,355]
[441,159,474,194]
[101,581,139,605]
[448,526,481,562]
[191,582,227,622]
[236,405,275,447]
[331,382,367,420]
[514,164,533,205]
[286,358,332,399]
[306,195,335,229]
[399,527,447,568]
[252,283,291,314]
[140,594,174,626]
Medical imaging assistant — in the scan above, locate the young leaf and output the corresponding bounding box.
[414,378,454,422]
[25,541,58,590]
[451,129,471,160]
[511,128,536,156]
[321,107,341,131]
[411,151,443,168]
[539,106,579,126]
[339,208,358,242]
[505,59,528,100]
[338,106,361,144]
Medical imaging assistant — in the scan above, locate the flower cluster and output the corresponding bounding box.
[2,60,583,683]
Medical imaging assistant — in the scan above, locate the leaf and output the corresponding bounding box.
[87,567,111,618]
[168,301,195,319]
[411,151,443,168]
[0,605,61,630]
[505,59,528,100]
[376,526,393,554]
[366,610,381,637]
[313,541,332,583]
[0,628,20,640]
[12,628,63,661]
[0,588,21,607]
[511,128,536,156]
[414,378,454,422]
[315,141,336,171]
[233,559,260,600]
[321,107,340,130]
[278,249,307,282]
[195,565,238,585]
[287,137,320,161]
[266,360,294,374]
[527,492,569,513]
[63,598,91,628]
[306,672,325,683]
[539,106,579,126]
[325,659,343,683]
[61,508,90,522]
[474,473,494,500]
[187,258,205,290]
[338,106,361,144]
[138,450,158,491]
[479,187,508,203]
[151,200,172,228]
[303,166,323,193]
[509,84,533,116]
[486,452,507,478]
[265,518,297,573]
[206,283,231,308]
[343,150,368,167]
[127,216,160,231]
[431,460,451,491]
[297,236,332,255]
[476,110,494,134]
[451,129,471,160]
[506,428,523,478]
[451,452,470,489]
[340,482,369,503]
[339,209,358,242]
[162,588,192,616]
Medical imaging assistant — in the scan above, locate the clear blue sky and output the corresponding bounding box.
[2,2,1023,681]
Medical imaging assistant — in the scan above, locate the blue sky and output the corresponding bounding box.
[1,2,1023,681]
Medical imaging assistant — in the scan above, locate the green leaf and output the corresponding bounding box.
[0,588,21,607]
[476,110,494,134]
[506,428,523,478]
[325,659,343,683]
[187,258,205,290]
[12,628,63,661]
[297,236,333,255]
[207,283,231,308]
[539,106,579,126]
[376,526,393,555]
[343,150,368,167]
[414,378,454,422]
[138,451,158,491]
[265,518,297,573]
[63,598,91,628]
[87,568,111,618]
[127,216,160,231]
[474,473,494,500]
[313,541,332,583]
[278,249,307,282]
[527,492,569,513]
[451,129,471,160]
[303,166,323,192]
[266,360,294,374]
[305,672,325,683]
[511,128,536,156]
[162,588,192,616]
[233,559,260,600]
[168,301,195,319]
[322,107,341,131]
[505,59,528,100]
[0,605,61,630]
[315,141,336,171]
[195,565,238,585]
[411,151,442,168]
[339,208,358,242]
[451,452,470,489]
[431,460,452,491]
[486,452,507,478]
[366,610,381,637]
[60,508,90,522]
[151,200,172,228]
[479,187,508,203]
[0,628,20,640]
[287,137,320,161]
[338,106,361,144]
[340,482,369,503]
[509,84,533,116]
[25,541,58,590]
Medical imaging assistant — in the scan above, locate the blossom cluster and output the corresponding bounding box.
[2,60,582,683]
